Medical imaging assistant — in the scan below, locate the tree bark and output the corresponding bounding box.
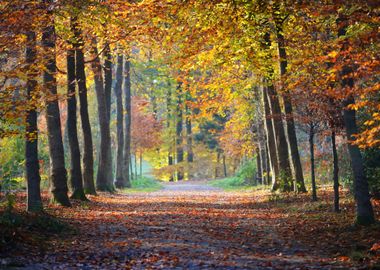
[309,125,317,201]
[263,86,279,189]
[331,131,340,212]
[274,20,306,193]
[167,84,174,181]
[66,47,87,201]
[73,28,95,195]
[186,102,193,179]
[223,154,227,177]
[90,38,113,191]
[42,18,71,206]
[25,30,43,212]
[256,148,262,185]
[176,83,184,181]
[114,53,125,188]
[123,58,132,187]
[266,83,293,192]
[338,16,375,225]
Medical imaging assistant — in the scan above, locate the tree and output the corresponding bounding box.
[90,37,113,192]
[176,83,184,181]
[272,2,306,192]
[25,29,43,212]
[42,2,71,206]
[72,14,96,195]
[123,57,132,188]
[338,14,375,225]
[66,19,87,201]
[114,51,125,188]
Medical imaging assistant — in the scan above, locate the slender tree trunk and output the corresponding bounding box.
[90,38,113,191]
[266,83,293,192]
[215,151,221,179]
[167,85,174,181]
[274,20,306,193]
[25,31,43,212]
[103,43,113,188]
[265,144,271,185]
[309,125,317,201]
[186,114,193,179]
[73,26,95,195]
[42,19,71,206]
[134,151,138,179]
[263,86,279,189]
[140,151,143,177]
[338,16,375,225]
[331,131,340,212]
[66,47,86,200]
[343,97,374,224]
[130,155,133,181]
[223,154,227,177]
[176,83,184,181]
[114,52,125,188]
[256,148,262,185]
[123,58,132,187]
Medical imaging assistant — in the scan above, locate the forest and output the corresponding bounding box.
[0,0,379,269]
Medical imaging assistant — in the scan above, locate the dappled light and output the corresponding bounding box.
[1,0,379,269]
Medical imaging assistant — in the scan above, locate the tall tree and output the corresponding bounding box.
[66,35,87,200]
[114,52,125,188]
[25,30,43,212]
[72,20,96,195]
[272,4,306,192]
[167,84,174,181]
[338,14,375,225]
[123,57,132,188]
[90,38,113,191]
[176,83,184,181]
[262,86,279,189]
[185,91,193,178]
[42,3,71,206]
[263,33,293,192]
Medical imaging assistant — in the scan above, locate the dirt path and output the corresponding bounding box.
[10,181,353,269]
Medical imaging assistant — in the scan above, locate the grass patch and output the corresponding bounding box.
[123,176,163,192]
[209,177,258,191]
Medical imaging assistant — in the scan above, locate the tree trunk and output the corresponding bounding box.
[140,151,143,177]
[123,58,132,187]
[73,26,95,195]
[134,152,138,179]
[25,30,43,212]
[186,113,193,179]
[309,125,317,201]
[265,144,271,185]
[103,43,113,188]
[215,151,221,179]
[42,20,71,206]
[176,83,184,181]
[167,85,174,181]
[343,97,374,224]
[266,83,293,192]
[223,154,227,177]
[338,16,375,225]
[90,38,113,191]
[331,131,340,212]
[114,53,125,188]
[256,147,262,185]
[66,47,87,200]
[274,13,306,193]
[263,86,279,189]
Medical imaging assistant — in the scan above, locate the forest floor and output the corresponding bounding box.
[1,180,380,269]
